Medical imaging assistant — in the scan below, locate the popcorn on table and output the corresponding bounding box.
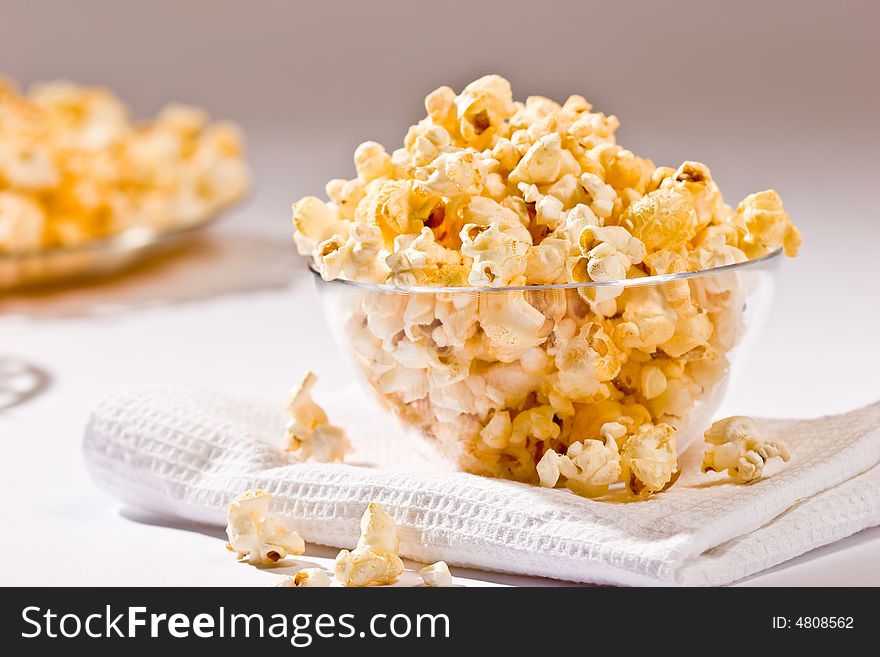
[0,78,249,254]
[276,568,332,588]
[226,490,305,566]
[292,75,802,499]
[702,416,791,483]
[285,371,351,463]
[335,503,405,587]
[420,561,453,587]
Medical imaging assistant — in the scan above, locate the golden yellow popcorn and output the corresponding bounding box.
[460,222,530,286]
[292,75,801,500]
[0,78,248,254]
[702,416,791,483]
[0,192,45,252]
[734,190,802,259]
[621,423,678,496]
[537,421,625,496]
[285,371,351,463]
[226,490,305,566]
[334,503,405,587]
[453,75,515,148]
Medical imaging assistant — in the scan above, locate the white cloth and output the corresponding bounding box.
[83,386,880,586]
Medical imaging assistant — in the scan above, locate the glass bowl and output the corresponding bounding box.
[0,212,225,291]
[311,249,782,483]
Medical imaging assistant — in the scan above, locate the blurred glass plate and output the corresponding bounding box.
[0,214,223,291]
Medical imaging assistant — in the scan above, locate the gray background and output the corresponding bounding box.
[3,0,879,411]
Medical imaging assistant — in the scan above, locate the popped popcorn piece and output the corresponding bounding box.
[334,503,404,587]
[316,220,390,283]
[577,225,647,303]
[386,226,467,286]
[536,421,624,495]
[735,190,802,258]
[460,222,530,286]
[289,75,802,499]
[578,173,616,218]
[622,423,678,496]
[480,410,513,449]
[354,141,394,182]
[276,569,332,588]
[453,75,515,148]
[621,186,699,251]
[509,132,574,185]
[479,290,547,349]
[335,549,405,588]
[226,490,305,566]
[293,196,346,257]
[285,371,351,463]
[702,416,791,483]
[414,149,491,197]
[420,561,453,587]
[425,86,456,130]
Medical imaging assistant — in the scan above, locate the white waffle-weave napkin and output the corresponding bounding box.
[83,387,880,586]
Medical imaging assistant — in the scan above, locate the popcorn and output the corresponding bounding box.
[420,561,453,587]
[509,132,574,185]
[226,490,305,566]
[386,227,467,286]
[579,225,646,303]
[640,365,668,400]
[334,503,405,587]
[479,291,547,350]
[537,421,624,496]
[518,183,564,229]
[293,196,345,256]
[276,569,332,588]
[702,416,791,483]
[460,222,530,286]
[316,221,389,283]
[578,173,616,218]
[292,75,801,500]
[0,79,248,254]
[621,423,678,496]
[354,141,394,182]
[285,371,351,463]
[414,149,491,197]
[453,75,515,148]
[480,410,513,449]
[734,190,802,258]
[621,186,699,251]
[0,192,45,253]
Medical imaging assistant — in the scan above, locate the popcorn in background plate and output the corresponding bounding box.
[702,416,791,483]
[276,568,332,588]
[292,75,801,499]
[285,371,351,463]
[0,77,249,254]
[226,490,305,566]
[335,503,405,587]
[420,561,453,587]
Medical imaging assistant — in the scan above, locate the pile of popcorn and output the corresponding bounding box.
[0,78,249,254]
[292,75,801,498]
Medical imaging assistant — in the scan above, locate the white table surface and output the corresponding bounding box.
[1,212,879,587]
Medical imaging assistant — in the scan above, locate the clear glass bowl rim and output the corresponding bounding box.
[308,247,782,294]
